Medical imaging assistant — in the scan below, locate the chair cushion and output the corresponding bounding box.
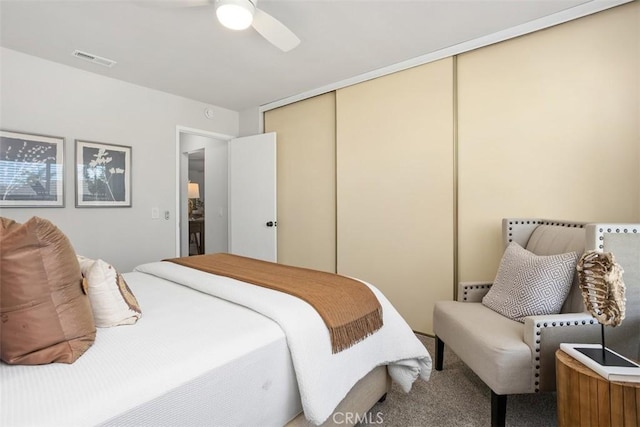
[0,216,96,364]
[482,242,579,322]
[433,301,533,394]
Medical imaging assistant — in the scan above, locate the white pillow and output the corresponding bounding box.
[77,256,142,327]
[482,242,579,322]
[77,255,95,275]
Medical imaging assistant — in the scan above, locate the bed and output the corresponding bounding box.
[0,217,431,427]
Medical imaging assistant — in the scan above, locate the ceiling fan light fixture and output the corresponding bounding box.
[216,0,255,30]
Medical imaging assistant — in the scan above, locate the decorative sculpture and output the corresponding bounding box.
[576,250,626,365]
[577,250,626,326]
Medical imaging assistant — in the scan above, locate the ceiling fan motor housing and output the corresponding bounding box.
[215,0,256,30]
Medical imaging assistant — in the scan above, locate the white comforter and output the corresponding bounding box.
[134,261,431,425]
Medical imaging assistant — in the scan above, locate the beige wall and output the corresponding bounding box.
[336,59,455,334]
[264,2,639,334]
[457,2,640,282]
[264,93,337,272]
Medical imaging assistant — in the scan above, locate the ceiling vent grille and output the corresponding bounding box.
[72,50,116,68]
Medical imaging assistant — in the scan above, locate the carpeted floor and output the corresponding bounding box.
[360,334,557,427]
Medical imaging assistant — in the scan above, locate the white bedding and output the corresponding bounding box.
[1,260,431,427]
[0,271,302,427]
[135,261,432,425]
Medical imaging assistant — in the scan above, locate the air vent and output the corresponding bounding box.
[72,50,116,68]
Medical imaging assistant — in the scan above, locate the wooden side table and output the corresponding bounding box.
[556,349,640,426]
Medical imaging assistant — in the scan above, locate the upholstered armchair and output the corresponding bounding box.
[433,218,640,427]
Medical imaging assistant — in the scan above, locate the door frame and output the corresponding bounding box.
[175,126,234,257]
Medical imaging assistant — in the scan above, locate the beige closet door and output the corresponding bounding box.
[457,3,640,283]
[264,93,337,272]
[336,59,455,334]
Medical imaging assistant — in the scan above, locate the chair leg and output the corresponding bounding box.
[491,391,507,427]
[435,335,445,371]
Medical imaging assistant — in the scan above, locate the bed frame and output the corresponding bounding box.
[286,365,391,427]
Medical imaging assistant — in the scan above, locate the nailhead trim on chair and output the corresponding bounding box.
[594,226,640,250]
[506,219,585,244]
[507,219,544,244]
[461,284,491,301]
[531,318,597,392]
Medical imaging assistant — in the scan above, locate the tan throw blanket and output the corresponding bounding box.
[165,253,383,353]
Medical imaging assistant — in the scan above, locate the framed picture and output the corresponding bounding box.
[0,130,65,207]
[75,140,131,207]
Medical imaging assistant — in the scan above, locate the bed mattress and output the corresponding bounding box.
[0,271,302,427]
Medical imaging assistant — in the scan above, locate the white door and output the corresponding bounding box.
[229,132,277,262]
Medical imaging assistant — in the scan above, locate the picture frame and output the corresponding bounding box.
[75,139,131,207]
[0,130,65,207]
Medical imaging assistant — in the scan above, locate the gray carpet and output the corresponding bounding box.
[360,334,557,427]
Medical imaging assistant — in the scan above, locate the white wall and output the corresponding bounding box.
[0,47,239,272]
[239,107,261,136]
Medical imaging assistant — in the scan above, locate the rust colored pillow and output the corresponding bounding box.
[0,216,96,364]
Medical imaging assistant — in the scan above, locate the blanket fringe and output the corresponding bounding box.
[330,307,384,354]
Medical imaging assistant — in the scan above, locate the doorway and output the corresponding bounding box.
[188,149,205,255]
[175,127,278,261]
[177,127,232,257]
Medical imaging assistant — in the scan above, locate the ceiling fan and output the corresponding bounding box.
[152,0,300,52]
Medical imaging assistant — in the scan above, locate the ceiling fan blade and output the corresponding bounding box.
[251,8,300,52]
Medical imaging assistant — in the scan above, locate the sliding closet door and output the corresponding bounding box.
[457,3,640,283]
[264,93,336,272]
[336,59,454,334]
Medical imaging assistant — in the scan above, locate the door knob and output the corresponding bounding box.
[266,221,277,227]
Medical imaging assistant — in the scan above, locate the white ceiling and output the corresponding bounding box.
[0,0,630,112]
